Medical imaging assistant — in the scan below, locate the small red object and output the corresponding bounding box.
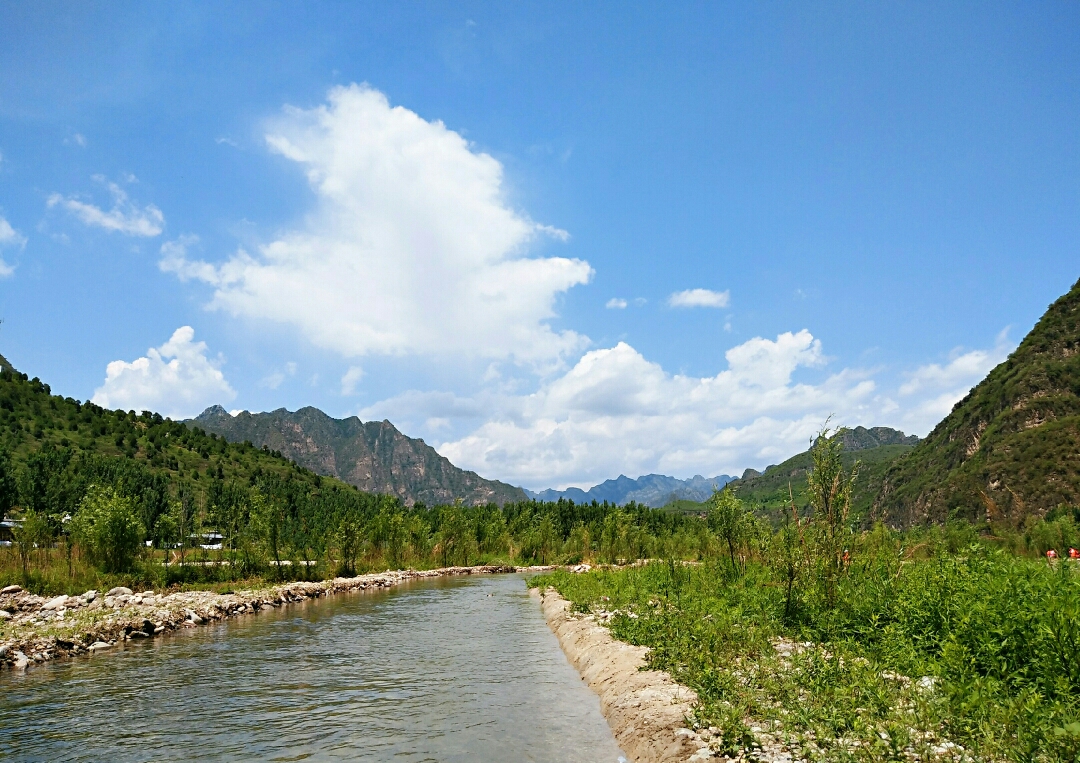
[1068,548,1080,560]
[1046,549,1058,559]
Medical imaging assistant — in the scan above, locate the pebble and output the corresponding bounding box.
[12,650,29,669]
[88,641,112,651]
[42,595,69,611]
[0,585,21,595]
[106,586,133,597]
[0,610,10,620]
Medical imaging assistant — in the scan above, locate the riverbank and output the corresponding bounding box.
[533,586,715,763]
[0,564,555,671]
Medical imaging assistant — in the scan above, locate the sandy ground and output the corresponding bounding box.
[0,564,555,671]
[533,586,715,763]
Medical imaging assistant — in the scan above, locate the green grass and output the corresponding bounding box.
[532,526,1080,762]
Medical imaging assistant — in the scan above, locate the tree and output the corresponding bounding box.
[12,509,50,581]
[70,485,145,573]
[708,486,746,573]
[0,448,17,518]
[806,423,859,608]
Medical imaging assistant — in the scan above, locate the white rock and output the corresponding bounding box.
[106,586,133,597]
[42,595,69,611]
[0,585,21,595]
[0,610,10,620]
[82,590,97,602]
[88,641,112,651]
[12,650,29,669]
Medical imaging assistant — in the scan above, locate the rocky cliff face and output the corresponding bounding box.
[192,406,526,507]
[876,277,1080,525]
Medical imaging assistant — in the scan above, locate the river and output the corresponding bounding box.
[0,574,626,762]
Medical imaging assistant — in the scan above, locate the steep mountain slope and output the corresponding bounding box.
[193,406,526,506]
[0,352,16,374]
[876,278,1080,525]
[729,426,920,521]
[526,473,734,508]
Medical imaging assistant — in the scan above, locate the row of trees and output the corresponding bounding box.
[1,442,715,589]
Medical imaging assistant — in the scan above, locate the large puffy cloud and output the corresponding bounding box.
[92,327,236,419]
[363,329,1012,490]
[362,331,877,489]
[162,84,591,366]
[48,176,164,237]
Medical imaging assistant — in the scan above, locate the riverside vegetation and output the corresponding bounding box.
[0,364,704,596]
[532,427,1080,763]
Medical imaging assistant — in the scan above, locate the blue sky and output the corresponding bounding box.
[0,2,1077,489]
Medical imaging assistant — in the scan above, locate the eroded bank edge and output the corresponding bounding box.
[532,586,715,763]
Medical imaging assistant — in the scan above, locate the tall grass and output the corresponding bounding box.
[533,525,1080,762]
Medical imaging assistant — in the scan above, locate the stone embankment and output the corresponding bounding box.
[0,565,549,671]
[533,586,716,763]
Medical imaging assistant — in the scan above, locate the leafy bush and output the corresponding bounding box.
[70,485,145,573]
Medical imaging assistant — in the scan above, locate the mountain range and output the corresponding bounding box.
[525,473,735,508]
[192,405,526,506]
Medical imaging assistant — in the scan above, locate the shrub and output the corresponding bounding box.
[70,484,145,573]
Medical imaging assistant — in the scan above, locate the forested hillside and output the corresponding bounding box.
[0,368,355,542]
[728,426,919,522]
[0,365,709,593]
[193,405,525,506]
[876,277,1080,525]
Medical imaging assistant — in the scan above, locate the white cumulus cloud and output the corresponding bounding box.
[669,288,730,308]
[92,327,236,419]
[605,298,628,309]
[0,215,27,277]
[893,330,1013,434]
[341,366,365,395]
[48,175,164,237]
[161,83,591,366]
[363,331,874,489]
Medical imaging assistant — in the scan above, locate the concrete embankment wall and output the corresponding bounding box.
[533,587,713,763]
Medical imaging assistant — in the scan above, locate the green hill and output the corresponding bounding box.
[729,426,920,522]
[192,405,526,506]
[876,277,1080,525]
[0,368,355,526]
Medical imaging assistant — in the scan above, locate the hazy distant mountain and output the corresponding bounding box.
[524,473,735,508]
[192,405,526,507]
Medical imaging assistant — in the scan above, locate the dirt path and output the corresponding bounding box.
[533,586,714,763]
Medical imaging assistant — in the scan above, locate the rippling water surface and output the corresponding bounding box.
[0,574,625,762]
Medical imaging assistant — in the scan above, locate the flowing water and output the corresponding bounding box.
[0,574,626,762]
